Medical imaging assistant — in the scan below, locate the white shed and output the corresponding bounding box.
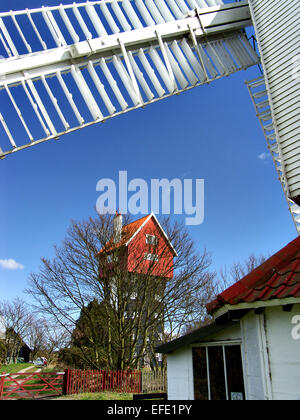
[157,236,300,400]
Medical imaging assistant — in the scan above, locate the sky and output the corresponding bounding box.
[0,0,297,303]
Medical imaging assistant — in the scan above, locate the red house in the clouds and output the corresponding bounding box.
[97,212,177,279]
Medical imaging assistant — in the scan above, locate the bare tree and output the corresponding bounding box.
[219,253,267,291]
[25,318,69,364]
[26,213,217,370]
[0,298,33,363]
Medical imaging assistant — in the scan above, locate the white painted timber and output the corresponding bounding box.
[264,304,300,400]
[167,346,194,400]
[248,0,300,204]
[0,0,258,158]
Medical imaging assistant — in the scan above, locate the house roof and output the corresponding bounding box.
[207,236,300,315]
[156,321,237,354]
[96,213,177,257]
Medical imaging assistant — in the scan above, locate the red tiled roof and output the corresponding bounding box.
[96,214,150,256]
[206,236,300,315]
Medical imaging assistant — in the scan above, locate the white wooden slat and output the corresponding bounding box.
[122,0,143,29]
[111,1,132,32]
[56,71,85,125]
[100,57,128,111]
[0,31,12,57]
[42,7,66,48]
[154,0,175,22]
[0,112,16,148]
[72,5,93,40]
[85,3,108,37]
[165,44,189,89]
[99,2,120,34]
[155,31,177,91]
[59,6,80,43]
[26,9,47,50]
[148,45,176,94]
[145,0,165,24]
[4,84,34,141]
[0,17,18,56]
[21,79,51,137]
[138,48,166,97]
[112,55,141,106]
[41,75,70,131]
[135,0,156,27]
[87,61,116,115]
[180,37,206,82]
[10,12,32,53]
[26,77,57,136]
[165,0,184,20]
[128,51,155,101]
[170,40,198,86]
[70,64,103,121]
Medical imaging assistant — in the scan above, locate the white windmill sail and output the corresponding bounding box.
[0,0,258,158]
[248,0,300,209]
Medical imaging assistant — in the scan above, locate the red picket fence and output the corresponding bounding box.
[64,369,142,395]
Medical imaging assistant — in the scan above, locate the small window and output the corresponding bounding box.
[107,254,112,263]
[144,253,159,262]
[156,353,162,362]
[146,234,157,245]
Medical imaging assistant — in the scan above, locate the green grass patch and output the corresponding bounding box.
[0,363,34,374]
[55,392,133,400]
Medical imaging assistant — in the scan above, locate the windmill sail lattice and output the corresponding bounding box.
[0,0,258,158]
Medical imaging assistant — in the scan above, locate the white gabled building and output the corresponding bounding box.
[157,236,300,400]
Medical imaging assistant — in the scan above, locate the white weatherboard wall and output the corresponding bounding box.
[167,346,194,400]
[248,0,300,203]
[241,303,300,400]
[264,304,300,400]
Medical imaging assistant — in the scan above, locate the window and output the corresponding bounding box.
[146,234,157,245]
[144,253,159,262]
[156,353,162,362]
[192,344,245,400]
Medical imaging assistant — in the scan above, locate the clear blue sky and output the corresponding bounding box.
[0,0,297,302]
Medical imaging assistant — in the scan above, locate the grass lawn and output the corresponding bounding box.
[0,363,34,374]
[54,392,133,400]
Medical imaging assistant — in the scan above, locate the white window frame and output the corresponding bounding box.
[146,234,158,245]
[144,253,159,262]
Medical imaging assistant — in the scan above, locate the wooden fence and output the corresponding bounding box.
[0,368,167,399]
[141,370,167,393]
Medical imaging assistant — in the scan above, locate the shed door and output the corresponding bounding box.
[192,345,245,400]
